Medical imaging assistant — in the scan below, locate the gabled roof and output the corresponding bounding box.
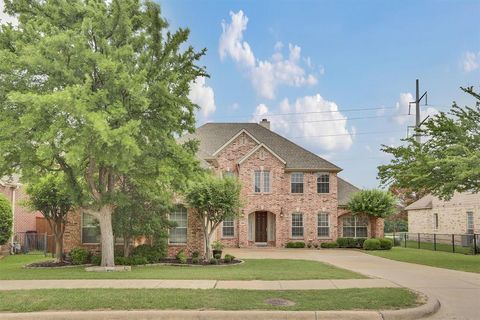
[238,143,286,165]
[337,177,360,206]
[405,195,433,210]
[179,123,342,171]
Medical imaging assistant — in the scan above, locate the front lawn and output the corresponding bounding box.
[0,288,418,312]
[367,247,480,273]
[0,255,365,280]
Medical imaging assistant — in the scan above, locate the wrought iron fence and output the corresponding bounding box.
[390,232,479,255]
[13,232,55,256]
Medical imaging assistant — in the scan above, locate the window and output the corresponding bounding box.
[254,170,270,193]
[291,213,304,237]
[240,134,246,145]
[317,173,330,193]
[291,172,304,193]
[342,215,368,238]
[169,206,187,244]
[223,218,235,237]
[317,212,330,237]
[433,213,439,230]
[467,212,474,234]
[82,212,100,244]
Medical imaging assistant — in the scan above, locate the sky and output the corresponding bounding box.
[1,0,479,189]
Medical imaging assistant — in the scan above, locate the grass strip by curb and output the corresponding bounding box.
[0,288,418,313]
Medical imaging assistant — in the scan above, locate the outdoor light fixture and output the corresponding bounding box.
[280,207,284,218]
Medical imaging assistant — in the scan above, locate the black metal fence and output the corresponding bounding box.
[390,232,479,255]
[13,232,55,256]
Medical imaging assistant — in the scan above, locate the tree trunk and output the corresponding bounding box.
[97,206,115,267]
[54,221,64,263]
[123,235,130,258]
[204,227,212,260]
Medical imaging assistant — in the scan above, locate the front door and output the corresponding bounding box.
[255,211,268,242]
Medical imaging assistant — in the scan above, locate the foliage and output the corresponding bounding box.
[363,239,381,250]
[224,254,235,263]
[0,194,13,245]
[354,238,367,248]
[115,256,148,266]
[69,248,90,265]
[185,174,242,258]
[320,242,338,248]
[0,0,206,267]
[336,237,356,248]
[285,241,305,248]
[191,257,200,264]
[378,87,480,200]
[25,173,74,261]
[176,250,187,264]
[191,251,200,259]
[213,253,221,259]
[379,238,393,250]
[209,258,218,265]
[91,255,102,266]
[130,244,164,264]
[384,219,408,233]
[212,241,225,251]
[347,190,397,218]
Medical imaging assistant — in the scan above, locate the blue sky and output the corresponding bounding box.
[159,0,479,189]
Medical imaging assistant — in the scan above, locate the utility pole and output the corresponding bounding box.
[408,79,428,143]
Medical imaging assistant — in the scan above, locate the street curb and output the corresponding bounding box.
[380,293,441,320]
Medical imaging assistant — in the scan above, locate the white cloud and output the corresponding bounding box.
[462,51,479,72]
[252,94,354,151]
[393,92,414,125]
[219,10,318,99]
[188,77,216,120]
[0,1,17,25]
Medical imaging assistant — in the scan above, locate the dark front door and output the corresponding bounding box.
[255,211,268,242]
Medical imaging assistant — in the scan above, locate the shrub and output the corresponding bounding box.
[115,256,148,265]
[191,257,200,264]
[69,248,90,265]
[214,253,221,259]
[363,239,381,250]
[285,241,305,248]
[355,238,367,248]
[176,250,187,264]
[379,238,393,250]
[191,251,200,259]
[320,241,338,248]
[0,194,12,246]
[209,258,218,265]
[313,243,319,249]
[224,254,235,263]
[336,237,356,248]
[307,243,312,248]
[131,244,164,263]
[212,240,225,251]
[91,254,101,266]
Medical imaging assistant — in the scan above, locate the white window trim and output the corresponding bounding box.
[317,212,330,238]
[433,213,439,231]
[342,215,368,238]
[467,211,474,233]
[291,172,304,194]
[291,212,304,238]
[222,218,236,238]
[81,212,100,245]
[316,173,330,194]
[168,207,188,245]
[253,169,272,194]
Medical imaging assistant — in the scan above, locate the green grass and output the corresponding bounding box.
[0,255,365,280]
[367,247,480,273]
[0,288,418,312]
[402,240,472,254]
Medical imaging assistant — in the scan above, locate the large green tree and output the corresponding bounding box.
[25,173,74,262]
[185,175,242,259]
[0,0,205,266]
[347,189,397,219]
[378,87,480,200]
[0,194,13,246]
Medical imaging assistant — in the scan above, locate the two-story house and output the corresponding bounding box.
[63,120,384,256]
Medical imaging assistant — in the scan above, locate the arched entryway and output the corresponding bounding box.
[248,211,276,246]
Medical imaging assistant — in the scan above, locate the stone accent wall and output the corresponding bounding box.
[408,192,480,234]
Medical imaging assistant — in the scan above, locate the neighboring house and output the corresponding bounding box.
[406,192,480,235]
[63,120,384,256]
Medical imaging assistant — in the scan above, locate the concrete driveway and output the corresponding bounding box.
[226,248,480,320]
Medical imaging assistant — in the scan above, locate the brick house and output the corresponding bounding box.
[64,120,384,256]
[406,192,479,235]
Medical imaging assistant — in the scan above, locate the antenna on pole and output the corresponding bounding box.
[408,79,428,142]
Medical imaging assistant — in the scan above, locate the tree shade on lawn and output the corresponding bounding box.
[0,256,366,280]
[0,288,418,312]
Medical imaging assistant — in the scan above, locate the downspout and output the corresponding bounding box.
[10,185,17,254]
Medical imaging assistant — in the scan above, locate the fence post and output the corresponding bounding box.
[404,233,407,248]
[452,234,455,253]
[433,234,436,251]
[418,233,420,249]
[474,234,477,255]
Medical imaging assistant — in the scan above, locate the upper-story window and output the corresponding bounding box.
[291,172,304,193]
[254,170,270,193]
[317,173,330,193]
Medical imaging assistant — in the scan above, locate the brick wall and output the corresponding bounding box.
[0,185,42,234]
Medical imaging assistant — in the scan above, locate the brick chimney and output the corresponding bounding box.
[259,118,270,130]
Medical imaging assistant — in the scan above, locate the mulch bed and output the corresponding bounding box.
[26,260,73,268]
[157,258,242,266]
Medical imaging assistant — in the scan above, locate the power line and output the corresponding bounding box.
[287,129,405,139]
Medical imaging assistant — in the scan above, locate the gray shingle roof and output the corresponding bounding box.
[405,195,433,210]
[337,177,360,206]
[179,123,342,171]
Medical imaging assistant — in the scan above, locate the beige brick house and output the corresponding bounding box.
[406,192,480,235]
[64,120,384,256]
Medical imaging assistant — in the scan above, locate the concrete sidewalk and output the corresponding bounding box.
[0,278,398,290]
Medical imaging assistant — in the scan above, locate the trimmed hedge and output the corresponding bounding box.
[131,244,164,263]
[363,239,381,250]
[336,237,356,248]
[285,241,305,248]
[379,238,393,250]
[115,256,148,265]
[69,248,90,265]
[320,241,338,248]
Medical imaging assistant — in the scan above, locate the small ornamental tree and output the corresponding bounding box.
[347,189,397,219]
[0,194,13,246]
[25,174,74,262]
[185,175,242,259]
